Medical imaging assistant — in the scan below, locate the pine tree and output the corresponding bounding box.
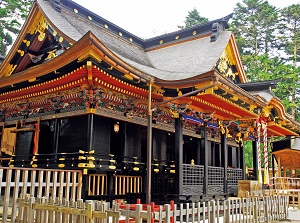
[231,0,279,80]
[231,0,300,121]
[178,8,209,29]
[278,4,300,65]
[0,0,33,56]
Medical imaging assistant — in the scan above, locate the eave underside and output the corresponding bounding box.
[273,149,300,169]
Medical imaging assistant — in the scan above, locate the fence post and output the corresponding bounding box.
[209,200,215,223]
[135,204,143,223]
[147,204,152,223]
[298,191,300,210]
[284,195,289,220]
[264,196,270,223]
[164,204,171,223]
[3,168,12,223]
[179,203,184,222]
[28,197,36,223]
[11,169,21,223]
[223,199,230,223]
[253,197,259,222]
[86,201,95,223]
[191,202,195,223]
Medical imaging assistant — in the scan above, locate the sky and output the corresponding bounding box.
[72,0,300,39]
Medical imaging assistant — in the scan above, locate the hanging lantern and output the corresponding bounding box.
[114,122,119,133]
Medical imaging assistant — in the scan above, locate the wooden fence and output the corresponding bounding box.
[269,177,300,190]
[17,195,289,223]
[265,189,300,209]
[0,167,82,223]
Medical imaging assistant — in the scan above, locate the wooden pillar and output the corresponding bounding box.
[217,144,222,167]
[277,157,281,177]
[239,142,245,180]
[87,113,94,152]
[252,140,258,180]
[272,154,275,178]
[221,133,228,194]
[146,81,153,204]
[237,147,240,168]
[196,139,201,165]
[211,142,215,166]
[174,114,183,196]
[82,113,94,200]
[52,119,60,154]
[202,123,209,195]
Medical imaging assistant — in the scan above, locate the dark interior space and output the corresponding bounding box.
[58,115,88,153]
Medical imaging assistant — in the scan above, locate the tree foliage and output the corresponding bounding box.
[278,4,300,65]
[0,0,33,56]
[231,0,300,121]
[178,8,209,29]
[231,0,279,61]
[231,0,300,168]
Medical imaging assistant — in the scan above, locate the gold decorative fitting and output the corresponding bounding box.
[124,74,133,80]
[109,165,116,170]
[262,106,272,117]
[88,16,92,20]
[59,37,64,43]
[28,78,36,82]
[17,50,24,56]
[23,39,30,47]
[192,31,197,35]
[104,24,108,28]
[7,64,17,76]
[119,32,122,36]
[86,60,92,68]
[175,36,179,40]
[38,32,45,41]
[45,49,57,60]
[52,31,57,36]
[74,8,78,13]
[78,156,86,160]
[159,40,163,44]
[249,104,257,112]
[230,95,239,101]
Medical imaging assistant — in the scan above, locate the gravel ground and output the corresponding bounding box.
[274,208,300,222]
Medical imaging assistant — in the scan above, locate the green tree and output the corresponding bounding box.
[0,0,33,56]
[178,8,209,29]
[278,4,300,65]
[273,65,300,121]
[276,4,300,119]
[231,0,278,55]
[231,0,300,121]
[244,140,253,168]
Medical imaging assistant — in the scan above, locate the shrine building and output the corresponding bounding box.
[0,0,299,203]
